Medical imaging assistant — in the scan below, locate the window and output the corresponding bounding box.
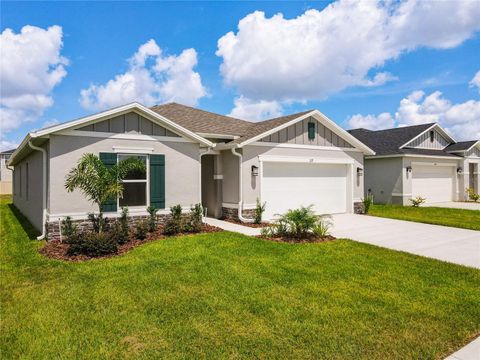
[26,163,29,201]
[429,130,434,143]
[118,154,147,207]
[308,122,316,140]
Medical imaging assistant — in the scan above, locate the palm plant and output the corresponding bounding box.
[65,153,145,231]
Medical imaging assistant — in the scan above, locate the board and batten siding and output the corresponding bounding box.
[76,111,179,137]
[259,117,353,148]
[466,146,480,158]
[404,128,450,149]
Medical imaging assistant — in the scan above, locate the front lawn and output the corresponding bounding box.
[369,204,480,230]
[1,196,479,359]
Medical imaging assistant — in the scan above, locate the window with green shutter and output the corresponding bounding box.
[308,122,316,140]
[149,154,165,209]
[99,152,117,212]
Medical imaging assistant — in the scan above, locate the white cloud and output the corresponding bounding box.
[228,96,283,121]
[217,1,480,112]
[0,25,67,133]
[0,137,18,152]
[347,90,480,140]
[80,40,206,111]
[470,70,480,92]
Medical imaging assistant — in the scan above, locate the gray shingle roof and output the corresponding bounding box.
[445,140,478,152]
[0,148,16,154]
[348,123,436,155]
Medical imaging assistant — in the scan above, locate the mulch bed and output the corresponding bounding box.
[222,218,268,228]
[257,235,336,244]
[39,224,222,262]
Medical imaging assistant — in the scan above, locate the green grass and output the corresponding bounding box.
[369,204,480,231]
[1,195,479,359]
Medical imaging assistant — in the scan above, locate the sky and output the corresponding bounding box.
[1,0,480,151]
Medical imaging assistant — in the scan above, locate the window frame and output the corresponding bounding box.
[116,153,149,210]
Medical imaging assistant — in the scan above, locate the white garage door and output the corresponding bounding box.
[412,165,454,203]
[261,162,348,220]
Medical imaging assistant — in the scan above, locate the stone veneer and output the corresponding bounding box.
[46,214,169,242]
[221,207,255,221]
[353,201,365,214]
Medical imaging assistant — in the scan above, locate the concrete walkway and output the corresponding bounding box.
[331,214,480,269]
[444,337,480,360]
[204,217,261,236]
[424,202,480,211]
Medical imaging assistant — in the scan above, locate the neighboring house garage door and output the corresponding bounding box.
[261,162,348,220]
[412,165,454,203]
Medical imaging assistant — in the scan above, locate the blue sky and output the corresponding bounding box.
[1,1,479,150]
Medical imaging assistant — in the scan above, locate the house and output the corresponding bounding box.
[349,123,480,205]
[8,102,374,240]
[0,148,15,195]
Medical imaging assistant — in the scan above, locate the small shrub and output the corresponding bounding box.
[135,220,149,240]
[164,205,183,235]
[67,232,118,257]
[146,206,158,232]
[312,215,332,237]
[116,207,130,244]
[410,196,426,207]
[61,216,78,243]
[87,212,107,233]
[362,195,374,214]
[185,203,203,233]
[466,188,480,202]
[254,198,266,224]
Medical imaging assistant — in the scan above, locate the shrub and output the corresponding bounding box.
[135,220,149,240]
[362,195,374,214]
[254,198,266,224]
[410,196,426,207]
[116,207,130,244]
[185,203,203,233]
[466,188,480,202]
[146,206,158,232]
[67,232,118,257]
[164,205,183,235]
[61,216,78,243]
[87,212,107,233]
[312,215,332,237]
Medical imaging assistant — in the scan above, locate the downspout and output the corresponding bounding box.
[28,141,47,240]
[231,148,254,223]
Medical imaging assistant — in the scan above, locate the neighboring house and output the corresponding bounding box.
[349,123,480,205]
[0,148,15,195]
[8,102,374,239]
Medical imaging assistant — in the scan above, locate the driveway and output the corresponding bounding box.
[423,201,480,211]
[331,214,480,269]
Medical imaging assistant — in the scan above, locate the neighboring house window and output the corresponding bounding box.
[26,163,29,201]
[118,154,147,207]
[308,122,316,140]
[429,130,434,142]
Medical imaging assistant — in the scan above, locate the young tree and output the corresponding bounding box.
[65,153,145,231]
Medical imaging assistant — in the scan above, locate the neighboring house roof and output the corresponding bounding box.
[445,140,479,152]
[0,149,16,155]
[348,123,435,156]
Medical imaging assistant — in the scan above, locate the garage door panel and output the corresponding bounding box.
[412,165,453,203]
[262,162,348,220]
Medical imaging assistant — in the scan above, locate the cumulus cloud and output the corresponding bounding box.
[228,96,283,121]
[80,40,206,111]
[0,137,19,152]
[0,25,67,134]
[217,0,480,113]
[347,90,480,140]
[470,70,480,92]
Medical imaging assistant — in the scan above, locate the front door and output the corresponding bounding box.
[469,163,478,193]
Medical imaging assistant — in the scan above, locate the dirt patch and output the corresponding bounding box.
[222,218,268,228]
[39,224,222,262]
[257,235,336,244]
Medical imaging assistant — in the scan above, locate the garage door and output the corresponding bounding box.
[412,165,454,203]
[261,162,348,220]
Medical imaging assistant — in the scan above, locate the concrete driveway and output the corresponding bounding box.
[331,214,480,269]
[423,201,480,211]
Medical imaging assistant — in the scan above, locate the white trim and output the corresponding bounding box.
[399,123,456,149]
[258,155,354,165]
[447,140,480,153]
[57,129,194,143]
[392,192,412,197]
[366,154,461,160]
[197,132,239,140]
[353,198,362,202]
[250,141,362,152]
[221,202,257,210]
[238,110,375,155]
[112,146,154,154]
[411,162,457,167]
[213,174,223,180]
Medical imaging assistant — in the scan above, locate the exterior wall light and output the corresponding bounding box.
[357,167,364,176]
[406,166,412,173]
[457,167,463,174]
[251,165,259,176]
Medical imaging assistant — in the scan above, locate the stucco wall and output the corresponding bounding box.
[363,157,403,205]
[48,134,200,216]
[240,145,364,206]
[221,150,240,204]
[12,146,46,231]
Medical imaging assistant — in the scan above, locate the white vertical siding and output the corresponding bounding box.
[404,128,450,149]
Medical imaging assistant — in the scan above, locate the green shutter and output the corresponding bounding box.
[150,154,165,209]
[308,122,316,140]
[99,152,117,212]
